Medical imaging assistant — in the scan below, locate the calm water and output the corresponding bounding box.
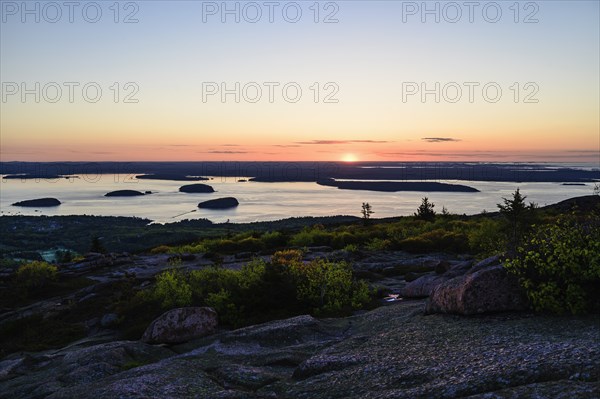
[0,174,596,223]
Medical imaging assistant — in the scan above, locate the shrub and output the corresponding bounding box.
[188,267,239,301]
[271,249,304,266]
[468,218,505,257]
[150,245,172,254]
[205,289,241,326]
[261,231,286,248]
[505,215,600,314]
[208,239,238,253]
[289,230,314,247]
[169,243,207,254]
[239,258,268,289]
[153,270,192,309]
[289,259,371,315]
[196,235,267,254]
[237,237,265,252]
[262,252,300,311]
[343,244,359,253]
[16,261,58,289]
[400,229,469,253]
[128,249,373,329]
[290,226,332,247]
[366,238,391,251]
[167,257,183,268]
[331,232,358,249]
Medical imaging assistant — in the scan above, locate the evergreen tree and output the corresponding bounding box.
[497,188,537,254]
[361,202,374,225]
[415,197,436,221]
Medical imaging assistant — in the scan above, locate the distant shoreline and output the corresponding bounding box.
[1,161,598,183]
[316,179,479,192]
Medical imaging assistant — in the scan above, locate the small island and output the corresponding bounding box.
[317,179,479,193]
[12,198,62,207]
[179,184,215,193]
[105,190,147,197]
[198,197,239,209]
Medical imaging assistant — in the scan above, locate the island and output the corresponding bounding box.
[104,190,147,197]
[198,197,239,209]
[179,184,215,193]
[12,198,62,207]
[317,179,479,193]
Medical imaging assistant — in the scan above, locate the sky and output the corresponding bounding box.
[1,0,599,163]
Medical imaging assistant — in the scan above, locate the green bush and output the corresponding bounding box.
[331,232,358,248]
[468,218,505,257]
[16,261,58,289]
[505,215,600,314]
[237,237,265,252]
[260,231,287,248]
[150,245,172,254]
[168,243,206,254]
[195,236,266,254]
[139,249,372,327]
[343,244,359,253]
[290,259,371,315]
[399,229,469,253]
[290,226,332,247]
[130,246,367,330]
[204,289,241,326]
[188,267,240,301]
[154,270,192,309]
[366,238,392,251]
[271,249,304,266]
[208,239,238,253]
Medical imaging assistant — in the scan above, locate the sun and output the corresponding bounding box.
[342,153,358,162]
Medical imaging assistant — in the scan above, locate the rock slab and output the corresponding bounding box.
[141,307,218,344]
[1,302,598,399]
[425,264,529,315]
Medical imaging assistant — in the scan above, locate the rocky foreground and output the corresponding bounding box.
[1,224,599,399]
[1,298,598,398]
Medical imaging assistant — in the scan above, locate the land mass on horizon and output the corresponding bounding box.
[1,162,598,183]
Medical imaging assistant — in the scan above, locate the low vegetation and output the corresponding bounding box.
[15,261,58,289]
[505,214,600,315]
[120,250,372,334]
